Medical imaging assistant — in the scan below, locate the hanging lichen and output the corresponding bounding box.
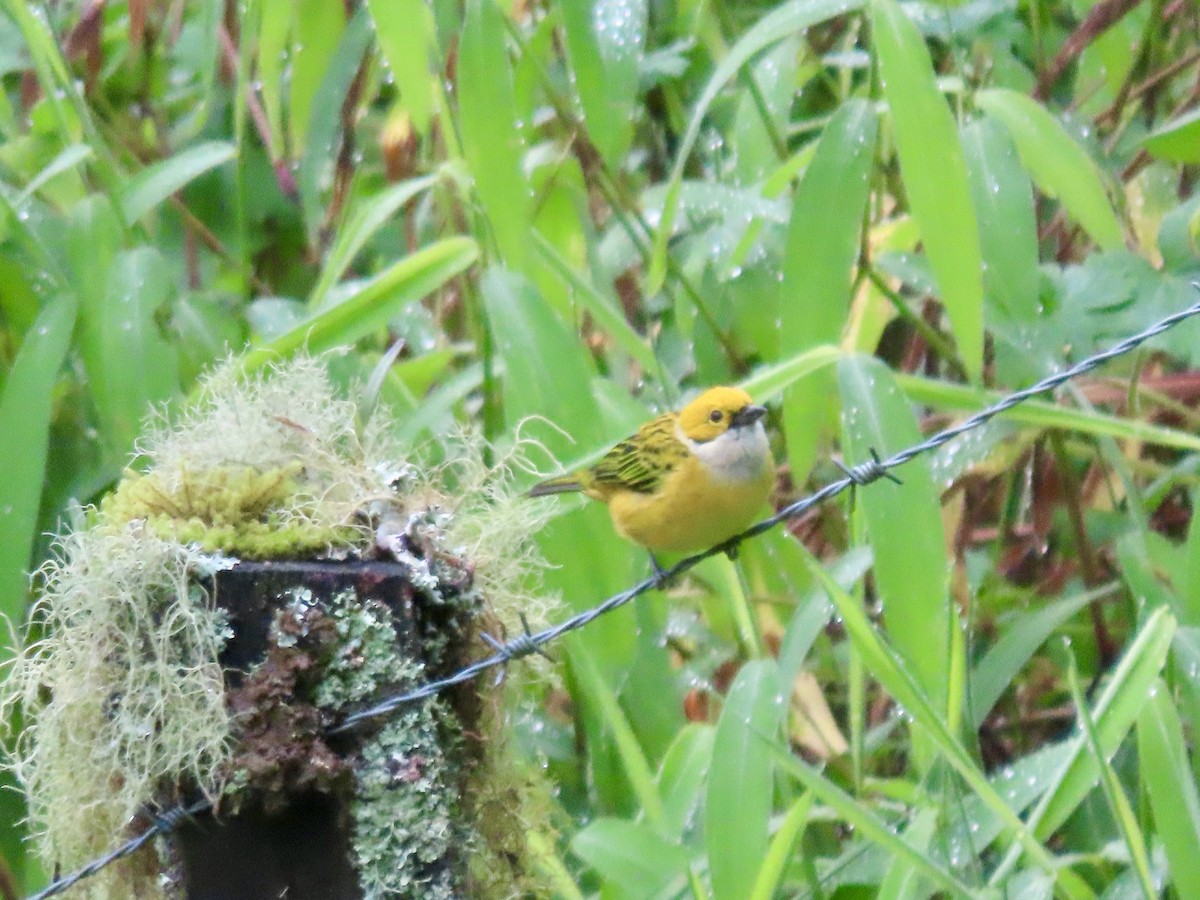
[2,355,559,898]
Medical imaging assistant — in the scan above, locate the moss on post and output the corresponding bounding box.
[2,358,557,899]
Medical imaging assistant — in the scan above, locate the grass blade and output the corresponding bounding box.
[1064,653,1155,900]
[871,0,983,377]
[647,0,867,294]
[962,116,1039,324]
[773,751,975,898]
[969,585,1115,728]
[1137,680,1200,899]
[242,237,478,372]
[309,174,438,309]
[559,0,646,169]
[975,88,1123,251]
[839,355,952,729]
[118,141,236,224]
[780,99,877,482]
[805,559,1058,874]
[747,792,814,900]
[571,817,689,894]
[0,293,76,642]
[896,372,1200,453]
[706,660,787,900]
[990,606,1176,882]
[570,641,666,830]
[458,0,531,271]
[366,0,437,136]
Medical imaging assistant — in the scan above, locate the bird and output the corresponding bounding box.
[528,386,774,555]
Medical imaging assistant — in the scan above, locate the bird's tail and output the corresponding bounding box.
[528,475,584,497]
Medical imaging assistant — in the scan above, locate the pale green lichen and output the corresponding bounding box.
[307,592,459,899]
[1,528,232,891]
[353,713,458,900]
[2,355,560,898]
[314,596,410,710]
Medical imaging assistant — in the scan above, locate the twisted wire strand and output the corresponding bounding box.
[26,296,1200,899]
[26,800,211,900]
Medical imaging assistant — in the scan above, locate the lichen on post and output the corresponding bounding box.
[2,357,557,899]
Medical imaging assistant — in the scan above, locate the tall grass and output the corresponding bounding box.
[1,0,1198,895]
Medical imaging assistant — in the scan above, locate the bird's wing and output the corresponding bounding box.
[589,412,684,494]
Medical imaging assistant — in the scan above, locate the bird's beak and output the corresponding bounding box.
[731,404,767,428]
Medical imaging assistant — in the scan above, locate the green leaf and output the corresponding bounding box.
[706,660,786,900]
[647,0,867,294]
[309,174,438,309]
[0,293,76,642]
[118,141,236,224]
[70,197,180,453]
[559,0,646,169]
[1065,654,1156,900]
[458,0,531,270]
[976,88,1124,251]
[289,0,345,153]
[774,752,975,898]
[877,808,937,900]
[839,355,951,723]
[962,116,1039,324]
[1143,106,1200,164]
[1137,681,1200,900]
[804,560,1058,875]
[570,641,666,830]
[367,0,437,136]
[571,817,689,894]
[748,793,814,900]
[255,0,292,155]
[968,585,1110,728]
[779,99,877,482]
[896,372,1200,453]
[241,237,478,372]
[871,0,983,377]
[739,344,843,402]
[15,143,92,205]
[297,8,372,242]
[481,267,602,456]
[392,361,485,446]
[92,248,182,451]
[657,724,715,840]
[991,607,1176,881]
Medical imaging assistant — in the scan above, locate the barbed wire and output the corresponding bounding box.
[25,800,210,900]
[25,295,1200,899]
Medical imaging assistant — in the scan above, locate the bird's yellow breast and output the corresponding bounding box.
[603,451,773,553]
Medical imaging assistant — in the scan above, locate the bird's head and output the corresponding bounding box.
[677,387,767,443]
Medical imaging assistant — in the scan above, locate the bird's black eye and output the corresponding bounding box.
[709,410,724,423]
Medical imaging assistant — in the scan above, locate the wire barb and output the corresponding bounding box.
[26,296,1200,900]
[480,612,554,685]
[834,446,902,486]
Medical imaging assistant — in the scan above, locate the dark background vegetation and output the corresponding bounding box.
[0,0,1199,896]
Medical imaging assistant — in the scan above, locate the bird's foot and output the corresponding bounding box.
[649,553,674,589]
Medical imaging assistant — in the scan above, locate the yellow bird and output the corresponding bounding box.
[529,387,774,554]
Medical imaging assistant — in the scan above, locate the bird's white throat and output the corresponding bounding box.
[677,422,770,482]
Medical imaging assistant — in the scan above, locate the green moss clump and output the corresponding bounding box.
[101,465,358,559]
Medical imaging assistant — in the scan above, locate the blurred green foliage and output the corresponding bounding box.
[0,0,1199,895]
